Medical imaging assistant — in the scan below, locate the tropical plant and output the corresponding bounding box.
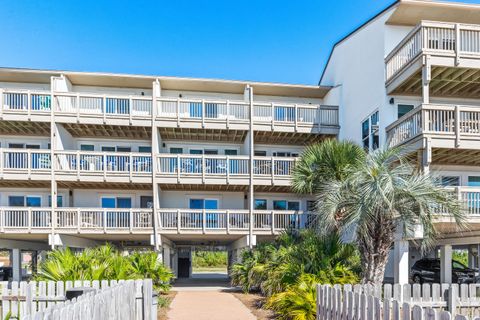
[36,244,173,292]
[230,231,359,296]
[316,147,466,284]
[266,274,321,320]
[292,140,365,231]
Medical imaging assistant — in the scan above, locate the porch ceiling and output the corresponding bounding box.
[158,128,247,143]
[57,181,152,190]
[391,66,480,98]
[0,180,50,188]
[0,121,50,136]
[254,131,330,145]
[62,123,151,140]
[432,148,480,166]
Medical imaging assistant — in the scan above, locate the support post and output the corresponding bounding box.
[440,244,453,284]
[422,56,431,104]
[151,79,161,251]
[246,85,255,249]
[393,240,409,285]
[11,248,22,282]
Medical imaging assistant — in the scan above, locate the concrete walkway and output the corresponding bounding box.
[167,273,256,320]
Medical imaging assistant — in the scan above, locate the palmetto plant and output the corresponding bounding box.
[266,274,321,320]
[36,244,173,292]
[316,147,466,284]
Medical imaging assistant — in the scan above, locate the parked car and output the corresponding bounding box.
[0,266,12,281]
[411,258,477,284]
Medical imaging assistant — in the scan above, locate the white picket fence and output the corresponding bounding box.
[316,284,480,320]
[0,279,155,320]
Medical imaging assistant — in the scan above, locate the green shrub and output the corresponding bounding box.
[192,251,227,268]
[36,244,173,292]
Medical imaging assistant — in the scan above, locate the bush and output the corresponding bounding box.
[192,251,227,268]
[230,230,359,319]
[36,244,174,292]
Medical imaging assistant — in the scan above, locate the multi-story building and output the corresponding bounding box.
[320,0,480,283]
[0,68,339,279]
[3,0,479,284]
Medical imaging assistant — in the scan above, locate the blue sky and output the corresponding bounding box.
[1,0,480,85]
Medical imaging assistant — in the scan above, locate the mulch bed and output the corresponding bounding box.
[231,290,277,320]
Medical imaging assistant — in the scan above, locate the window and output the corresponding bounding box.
[254,151,267,157]
[139,146,151,153]
[101,197,132,208]
[101,146,115,152]
[468,177,480,187]
[189,149,203,155]
[26,196,41,207]
[274,200,300,211]
[287,201,300,211]
[362,110,379,151]
[225,150,238,155]
[116,147,131,152]
[189,199,218,210]
[169,148,183,154]
[440,176,460,187]
[255,199,267,210]
[8,196,24,207]
[273,152,298,157]
[48,195,63,207]
[307,201,316,211]
[9,143,24,148]
[140,196,153,208]
[398,104,414,119]
[25,144,40,149]
[80,144,94,151]
[204,150,218,155]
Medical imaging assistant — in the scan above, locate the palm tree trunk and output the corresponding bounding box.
[357,215,396,285]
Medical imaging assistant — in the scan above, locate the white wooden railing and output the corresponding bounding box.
[55,151,152,175]
[156,154,296,178]
[1,90,52,113]
[386,21,480,81]
[386,104,480,147]
[1,149,51,171]
[0,208,153,232]
[317,283,478,320]
[158,209,314,233]
[2,279,154,320]
[156,97,338,126]
[53,92,153,117]
[156,98,250,122]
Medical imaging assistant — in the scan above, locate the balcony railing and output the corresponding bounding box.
[1,90,51,113]
[53,92,152,118]
[156,97,339,127]
[158,209,315,233]
[156,98,250,123]
[434,187,480,216]
[1,149,51,172]
[157,155,296,178]
[386,21,480,81]
[0,208,153,232]
[386,104,480,147]
[55,151,152,175]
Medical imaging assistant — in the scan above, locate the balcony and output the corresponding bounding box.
[156,155,296,186]
[386,104,480,152]
[0,208,153,234]
[54,151,152,183]
[386,21,480,97]
[1,90,51,121]
[1,149,52,180]
[158,209,315,235]
[156,97,339,134]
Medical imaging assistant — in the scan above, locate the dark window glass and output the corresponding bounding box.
[139,146,152,153]
[468,176,480,187]
[273,200,287,210]
[80,144,94,151]
[8,196,24,207]
[169,148,183,154]
[101,146,116,152]
[398,105,414,119]
[254,151,267,157]
[255,199,267,210]
[224,150,238,155]
[441,176,460,187]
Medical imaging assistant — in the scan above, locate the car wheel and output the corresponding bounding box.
[413,275,422,284]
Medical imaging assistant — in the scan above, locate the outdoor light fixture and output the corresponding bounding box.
[389,97,395,105]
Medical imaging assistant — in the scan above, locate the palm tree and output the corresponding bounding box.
[292,140,365,232]
[316,147,466,284]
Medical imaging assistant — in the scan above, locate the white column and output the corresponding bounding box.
[151,79,161,251]
[422,56,431,104]
[245,85,255,249]
[440,245,453,284]
[11,249,22,282]
[393,240,409,285]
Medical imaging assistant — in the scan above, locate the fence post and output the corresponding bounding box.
[142,279,153,320]
[448,284,458,317]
